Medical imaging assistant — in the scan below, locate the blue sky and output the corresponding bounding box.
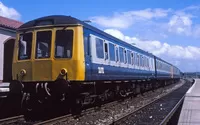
[1,0,200,72]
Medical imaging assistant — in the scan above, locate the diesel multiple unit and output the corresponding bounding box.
[10,15,181,117]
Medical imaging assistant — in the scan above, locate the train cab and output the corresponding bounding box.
[12,16,86,85]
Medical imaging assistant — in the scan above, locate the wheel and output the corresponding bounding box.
[22,93,45,121]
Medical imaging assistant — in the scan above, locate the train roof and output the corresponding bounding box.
[18,15,83,29]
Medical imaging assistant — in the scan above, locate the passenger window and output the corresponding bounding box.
[140,55,142,67]
[55,30,73,58]
[127,50,131,64]
[119,47,124,63]
[145,57,147,67]
[142,56,144,67]
[137,54,140,66]
[18,33,32,60]
[36,31,52,59]
[104,42,108,60]
[134,53,137,65]
[124,49,127,64]
[109,43,115,61]
[115,46,119,62]
[131,52,134,65]
[96,38,104,59]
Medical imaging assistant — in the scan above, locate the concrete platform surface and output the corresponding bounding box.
[178,79,200,125]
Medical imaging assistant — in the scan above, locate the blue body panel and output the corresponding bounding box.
[83,27,156,81]
[156,71,171,79]
[82,26,180,81]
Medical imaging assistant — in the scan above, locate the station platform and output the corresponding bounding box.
[178,79,200,125]
[0,82,10,98]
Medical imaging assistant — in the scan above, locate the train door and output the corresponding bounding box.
[104,41,110,65]
[84,32,92,80]
[3,39,15,82]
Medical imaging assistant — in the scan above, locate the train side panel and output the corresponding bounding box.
[83,27,155,81]
[155,57,172,80]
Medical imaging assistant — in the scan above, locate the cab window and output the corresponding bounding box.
[55,30,73,58]
[35,31,52,59]
[18,33,32,60]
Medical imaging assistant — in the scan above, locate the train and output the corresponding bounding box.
[9,15,181,118]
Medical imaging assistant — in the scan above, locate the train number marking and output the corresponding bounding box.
[98,67,104,74]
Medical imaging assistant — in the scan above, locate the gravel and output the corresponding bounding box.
[58,80,185,125]
[113,79,191,125]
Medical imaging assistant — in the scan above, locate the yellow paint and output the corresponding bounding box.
[12,25,85,82]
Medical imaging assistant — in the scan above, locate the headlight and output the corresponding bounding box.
[0,88,10,92]
[20,69,26,76]
[60,68,67,76]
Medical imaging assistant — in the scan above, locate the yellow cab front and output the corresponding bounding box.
[12,26,85,82]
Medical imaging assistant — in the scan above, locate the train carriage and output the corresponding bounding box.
[154,57,173,79]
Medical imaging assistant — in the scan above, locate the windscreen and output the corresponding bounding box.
[35,31,52,59]
[18,33,32,60]
[55,30,73,58]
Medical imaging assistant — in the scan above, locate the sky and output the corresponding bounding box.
[1,0,200,72]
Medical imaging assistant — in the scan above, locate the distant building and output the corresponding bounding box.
[0,16,23,82]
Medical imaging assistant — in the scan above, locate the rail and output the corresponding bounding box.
[33,114,72,125]
[34,100,118,125]
[159,95,185,125]
[110,80,186,125]
[110,95,160,125]
[0,115,24,125]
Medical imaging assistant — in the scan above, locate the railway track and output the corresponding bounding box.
[33,100,118,125]
[30,80,186,125]
[110,79,191,125]
[0,115,24,125]
[159,95,184,125]
[33,114,72,125]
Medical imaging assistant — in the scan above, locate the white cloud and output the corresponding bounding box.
[0,2,21,20]
[182,5,200,11]
[91,6,200,38]
[104,29,200,61]
[167,11,193,35]
[90,8,170,29]
[125,8,171,19]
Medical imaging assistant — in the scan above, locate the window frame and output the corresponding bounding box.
[53,28,75,60]
[104,41,109,60]
[127,50,132,65]
[35,29,53,60]
[115,45,119,62]
[54,29,74,59]
[95,37,105,59]
[124,48,127,64]
[109,43,115,62]
[17,31,33,61]
[119,47,124,63]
